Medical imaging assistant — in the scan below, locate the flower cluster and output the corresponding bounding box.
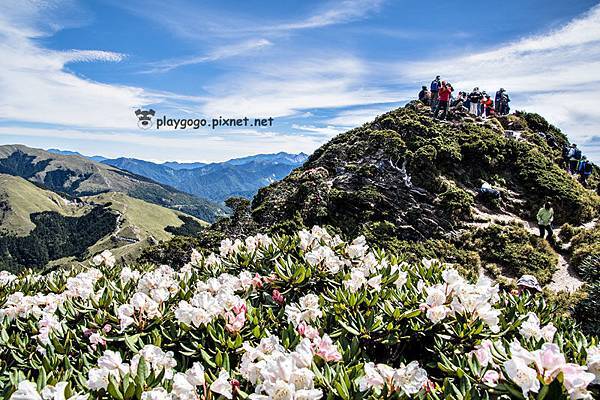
[175,270,261,331]
[1,227,599,399]
[92,249,116,268]
[358,361,428,396]
[10,380,88,400]
[0,270,16,287]
[502,340,596,398]
[421,268,501,332]
[240,335,323,399]
[87,345,177,390]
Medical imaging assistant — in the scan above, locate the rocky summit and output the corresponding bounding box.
[251,101,599,241]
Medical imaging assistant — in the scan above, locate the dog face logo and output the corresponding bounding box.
[135,108,155,129]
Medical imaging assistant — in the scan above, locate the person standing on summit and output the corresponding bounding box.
[434,81,453,120]
[430,76,441,112]
[468,88,482,116]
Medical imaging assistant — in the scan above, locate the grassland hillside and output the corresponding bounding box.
[0,176,206,272]
[0,145,226,222]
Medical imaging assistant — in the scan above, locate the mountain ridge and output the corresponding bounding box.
[100,152,308,202]
[0,144,226,222]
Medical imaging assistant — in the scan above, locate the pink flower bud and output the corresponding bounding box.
[272,289,285,304]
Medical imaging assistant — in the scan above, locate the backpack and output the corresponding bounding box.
[573,149,582,159]
[583,162,593,175]
[430,80,439,92]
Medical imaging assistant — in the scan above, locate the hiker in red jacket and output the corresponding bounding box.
[481,95,494,118]
[434,81,453,120]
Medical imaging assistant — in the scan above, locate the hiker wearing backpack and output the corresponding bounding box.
[578,156,593,187]
[568,144,582,174]
[434,81,453,120]
[468,88,482,115]
[536,202,554,242]
[418,86,430,105]
[430,76,441,112]
[500,90,510,115]
[495,90,503,114]
[562,144,571,171]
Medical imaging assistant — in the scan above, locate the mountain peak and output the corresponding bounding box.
[251,101,599,240]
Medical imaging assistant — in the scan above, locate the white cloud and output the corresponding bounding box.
[200,57,401,117]
[292,124,343,136]
[325,105,400,127]
[0,2,156,130]
[264,0,384,31]
[144,39,272,73]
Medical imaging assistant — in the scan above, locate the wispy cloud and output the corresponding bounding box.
[144,39,272,73]
[0,1,156,130]
[200,56,401,118]
[258,0,385,32]
[112,0,384,40]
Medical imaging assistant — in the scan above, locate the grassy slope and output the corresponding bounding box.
[0,174,90,236]
[0,176,207,268]
[0,144,226,222]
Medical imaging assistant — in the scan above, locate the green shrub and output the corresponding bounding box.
[570,224,600,272]
[466,223,558,284]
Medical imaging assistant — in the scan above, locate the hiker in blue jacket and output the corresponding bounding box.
[578,156,593,187]
[430,76,441,112]
[567,144,582,174]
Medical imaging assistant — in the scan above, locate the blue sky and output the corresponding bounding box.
[0,0,599,162]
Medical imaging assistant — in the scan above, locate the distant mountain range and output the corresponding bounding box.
[0,145,226,222]
[48,149,309,202]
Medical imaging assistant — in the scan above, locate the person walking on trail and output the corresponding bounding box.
[578,156,593,187]
[568,144,582,174]
[562,144,572,171]
[430,76,441,111]
[468,87,482,115]
[536,202,554,242]
[434,81,453,120]
[418,86,430,105]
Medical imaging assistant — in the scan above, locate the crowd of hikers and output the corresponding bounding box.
[419,75,594,188]
[562,143,593,187]
[418,75,511,121]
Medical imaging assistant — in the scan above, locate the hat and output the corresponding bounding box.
[422,86,427,89]
[517,275,542,292]
[571,143,577,147]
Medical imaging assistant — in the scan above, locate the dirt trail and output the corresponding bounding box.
[469,206,585,293]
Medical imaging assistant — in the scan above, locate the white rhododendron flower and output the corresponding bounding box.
[92,250,116,268]
[358,362,385,391]
[210,370,233,399]
[0,270,17,287]
[9,380,42,400]
[141,387,171,400]
[503,356,540,397]
[240,336,322,399]
[358,361,427,395]
[285,294,322,326]
[561,363,595,400]
[120,266,141,284]
[587,346,600,384]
